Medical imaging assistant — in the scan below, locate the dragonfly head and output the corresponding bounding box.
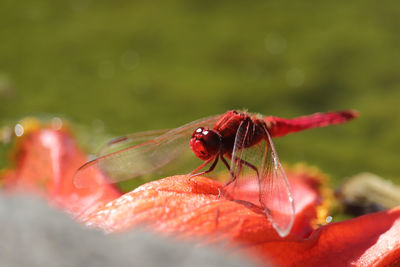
[190,127,221,160]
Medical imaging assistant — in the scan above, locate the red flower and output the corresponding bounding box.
[1,120,399,266]
[1,119,120,215]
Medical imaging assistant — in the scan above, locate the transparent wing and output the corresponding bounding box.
[98,129,171,156]
[74,115,222,189]
[224,120,295,237]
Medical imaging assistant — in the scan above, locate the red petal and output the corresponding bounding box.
[82,173,400,266]
[83,175,279,240]
[82,168,323,241]
[1,124,121,214]
[245,207,400,266]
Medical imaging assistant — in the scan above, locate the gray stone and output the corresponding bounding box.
[0,195,261,267]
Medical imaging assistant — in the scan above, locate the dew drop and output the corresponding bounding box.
[14,124,24,137]
[325,216,333,223]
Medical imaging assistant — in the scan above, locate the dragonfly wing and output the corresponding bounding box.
[224,121,295,237]
[98,129,171,156]
[259,124,295,237]
[226,119,253,192]
[74,115,221,189]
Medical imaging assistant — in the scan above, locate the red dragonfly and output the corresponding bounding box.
[74,110,357,237]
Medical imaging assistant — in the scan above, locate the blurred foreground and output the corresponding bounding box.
[0,195,257,267]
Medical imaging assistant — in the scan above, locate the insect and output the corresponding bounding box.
[74,110,357,237]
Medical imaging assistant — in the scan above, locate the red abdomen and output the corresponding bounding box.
[265,110,358,137]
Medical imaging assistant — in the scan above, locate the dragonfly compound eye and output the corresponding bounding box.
[190,127,221,160]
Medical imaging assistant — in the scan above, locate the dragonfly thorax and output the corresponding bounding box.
[190,127,221,160]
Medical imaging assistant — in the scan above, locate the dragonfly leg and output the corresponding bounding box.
[189,158,213,176]
[237,158,259,178]
[189,156,219,179]
[220,155,232,174]
[220,155,238,186]
[223,165,241,187]
[224,154,260,186]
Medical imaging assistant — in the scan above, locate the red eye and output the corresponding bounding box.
[190,128,221,160]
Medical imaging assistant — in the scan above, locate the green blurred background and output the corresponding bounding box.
[1,0,399,186]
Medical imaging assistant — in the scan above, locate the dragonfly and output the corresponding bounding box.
[74,109,358,237]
